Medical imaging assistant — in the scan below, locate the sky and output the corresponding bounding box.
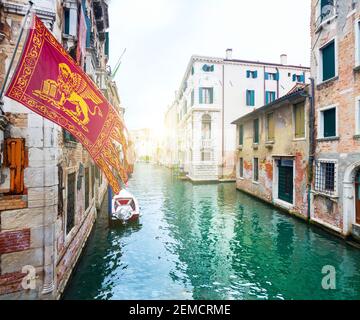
[108,0,311,132]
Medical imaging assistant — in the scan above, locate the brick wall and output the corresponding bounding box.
[0,229,30,254]
[0,195,27,211]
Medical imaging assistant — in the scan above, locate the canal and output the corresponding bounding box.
[64,163,360,300]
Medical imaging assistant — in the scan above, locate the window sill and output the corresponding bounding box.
[316,76,339,89]
[265,141,274,148]
[354,65,360,73]
[252,181,259,185]
[238,145,243,150]
[312,190,339,201]
[315,15,337,33]
[64,141,78,148]
[293,137,306,142]
[253,143,259,149]
[317,136,340,142]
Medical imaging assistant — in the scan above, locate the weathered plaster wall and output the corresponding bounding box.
[235,97,310,219]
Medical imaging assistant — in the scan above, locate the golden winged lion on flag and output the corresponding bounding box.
[34,63,103,132]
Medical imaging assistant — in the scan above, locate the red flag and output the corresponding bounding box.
[5,15,129,194]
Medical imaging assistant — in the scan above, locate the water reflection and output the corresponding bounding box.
[64,164,360,300]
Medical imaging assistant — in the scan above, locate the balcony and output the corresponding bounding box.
[201,139,212,149]
[315,1,337,31]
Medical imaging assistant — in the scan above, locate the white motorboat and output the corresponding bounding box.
[111,189,140,224]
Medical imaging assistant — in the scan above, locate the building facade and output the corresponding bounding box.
[232,85,311,219]
[310,0,360,240]
[164,51,310,182]
[0,0,118,299]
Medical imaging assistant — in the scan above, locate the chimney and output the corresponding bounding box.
[280,54,287,65]
[226,49,233,60]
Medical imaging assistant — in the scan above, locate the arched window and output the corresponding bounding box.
[202,114,211,139]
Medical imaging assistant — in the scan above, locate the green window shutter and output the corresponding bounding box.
[64,9,70,34]
[322,41,335,81]
[239,125,244,145]
[253,119,259,143]
[210,88,214,104]
[251,91,255,106]
[199,88,203,104]
[323,108,336,137]
[254,158,259,181]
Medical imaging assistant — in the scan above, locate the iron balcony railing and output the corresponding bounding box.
[315,0,336,30]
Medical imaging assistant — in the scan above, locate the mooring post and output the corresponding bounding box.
[108,185,113,215]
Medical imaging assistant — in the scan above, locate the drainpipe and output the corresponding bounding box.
[276,67,280,99]
[307,78,316,221]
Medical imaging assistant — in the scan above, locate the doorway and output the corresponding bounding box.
[355,170,360,225]
[278,159,294,204]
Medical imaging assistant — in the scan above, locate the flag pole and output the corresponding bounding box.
[0,1,34,114]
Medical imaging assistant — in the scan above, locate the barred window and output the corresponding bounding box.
[315,160,337,196]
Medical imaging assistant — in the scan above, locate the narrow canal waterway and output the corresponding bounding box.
[64,163,360,300]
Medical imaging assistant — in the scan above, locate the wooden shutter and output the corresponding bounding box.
[295,103,305,138]
[5,138,26,195]
[254,119,259,143]
[239,125,244,145]
[267,113,275,141]
[323,108,336,137]
[199,88,203,104]
[322,41,335,81]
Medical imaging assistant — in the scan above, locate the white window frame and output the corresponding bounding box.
[272,157,295,209]
[318,37,338,85]
[356,96,360,135]
[316,0,337,28]
[318,104,338,139]
[355,19,360,67]
[314,159,339,198]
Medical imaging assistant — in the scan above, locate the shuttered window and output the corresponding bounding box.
[253,158,259,182]
[266,91,276,104]
[323,107,336,137]
[246,90,255,106]
[199,87,214,104]
[66,172,76,235]
[266,113,275,141]
[64,8,70,35]
[239,158,244,178]
[322,41,335,81]
[294,102,305,138]
[253,118,259,143]
[239,125,244,145]
[5,138,26,195]
[191,90,194,106]
[85,167,90,210]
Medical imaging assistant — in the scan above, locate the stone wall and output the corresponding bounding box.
[310,0,360,236]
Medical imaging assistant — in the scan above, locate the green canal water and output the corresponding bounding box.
[63,163,360,300]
